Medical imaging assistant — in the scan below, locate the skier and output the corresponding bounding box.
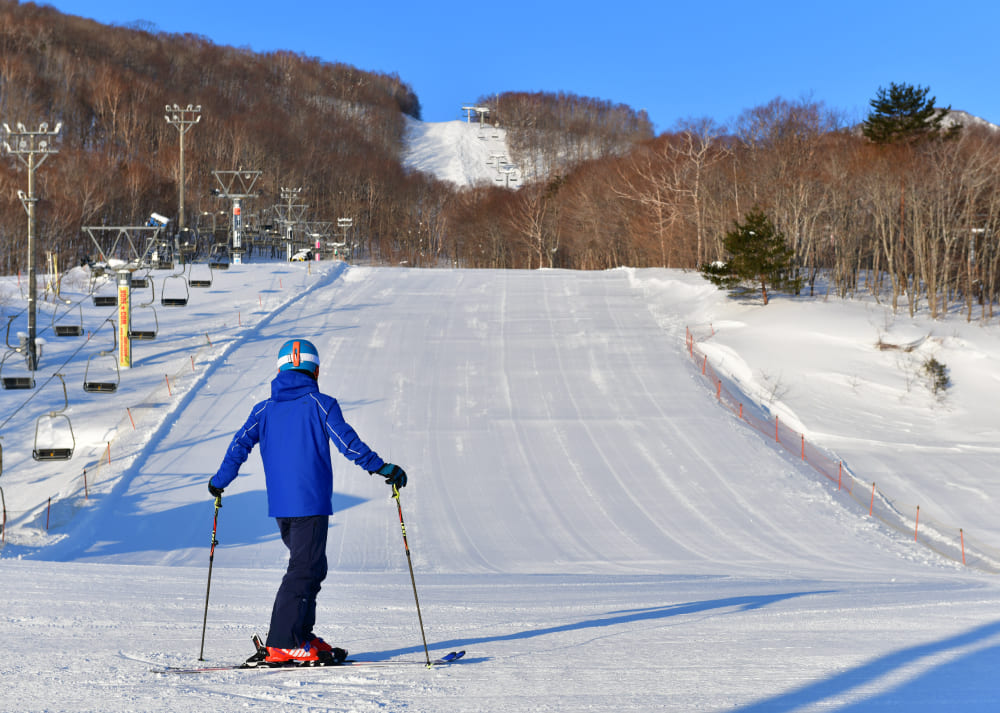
[208,338,408,665]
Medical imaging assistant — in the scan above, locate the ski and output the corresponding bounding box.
[151,650,465,674]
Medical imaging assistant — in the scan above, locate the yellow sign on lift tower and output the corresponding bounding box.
[117,270,131,368]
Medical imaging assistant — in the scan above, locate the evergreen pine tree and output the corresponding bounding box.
[862,82,959,144]
[700,208,799,305]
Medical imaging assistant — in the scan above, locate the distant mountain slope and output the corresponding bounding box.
[941,109,1000,131]
[402,117,519,188]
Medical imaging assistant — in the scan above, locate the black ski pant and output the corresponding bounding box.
[266,515,329,648]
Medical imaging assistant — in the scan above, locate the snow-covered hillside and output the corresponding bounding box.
[3,261,1000,712]
[942,109,1000,132]
[402,110,999,191]
[402,116,519,188]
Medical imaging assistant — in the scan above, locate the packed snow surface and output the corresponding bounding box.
[2,262,1000,712]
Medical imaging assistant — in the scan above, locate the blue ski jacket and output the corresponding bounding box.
[211,369,385,517]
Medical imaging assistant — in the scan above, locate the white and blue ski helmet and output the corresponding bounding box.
[277,338,320,376]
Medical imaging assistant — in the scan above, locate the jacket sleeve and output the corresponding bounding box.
[318,395,385,473]
[212,402,265,488]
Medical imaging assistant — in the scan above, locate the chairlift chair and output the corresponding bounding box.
[92,271,118,305]
[189,261,213,288]
[52,301,84,337]
[208,243,231,270]
[153,241,175,270]
[33,373,75,461]
[129,310,158,339]
[161,268,190,307]
[0,349,35,390]
[83,350,120,393]
[2,316,34,388]
[130,269,151,289]
[129,278,158,340]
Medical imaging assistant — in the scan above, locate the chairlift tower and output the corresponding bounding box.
[461,105,491,128]
[336,217,353,259]
[276,187,308,260]
[487,152,506,170]
[211,169,262,265]
[2,120,62,372]
[164,104,202,231]
[496,164,521,189]
[82,225,165,267]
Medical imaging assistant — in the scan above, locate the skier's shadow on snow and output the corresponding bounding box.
[362,590,830,663]
[61,488,367,560]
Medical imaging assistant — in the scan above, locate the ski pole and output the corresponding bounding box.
[393,485,431,666]
[198,494,222,661]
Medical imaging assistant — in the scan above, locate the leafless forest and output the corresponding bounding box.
[3,1,1000,320]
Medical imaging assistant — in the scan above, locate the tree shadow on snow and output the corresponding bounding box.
[734,619,1000,713]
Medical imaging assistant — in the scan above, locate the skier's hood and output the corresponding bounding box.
[270,368,319,402]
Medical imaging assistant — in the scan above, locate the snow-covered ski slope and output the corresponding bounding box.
[3,263,1000,712]
[403,117,514,187]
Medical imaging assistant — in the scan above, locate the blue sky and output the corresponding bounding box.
[43,0,1000,132]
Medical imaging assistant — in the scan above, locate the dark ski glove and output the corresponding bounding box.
[208,480,225,498]
[374,463,407,489]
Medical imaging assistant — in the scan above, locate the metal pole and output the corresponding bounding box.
[199,494,222,661]
[393,485,431,666]
[164,104,201,231]
[26,150,36,370]
[2,121,61,372]
[232,197,242,264]
[178,119,185,230]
